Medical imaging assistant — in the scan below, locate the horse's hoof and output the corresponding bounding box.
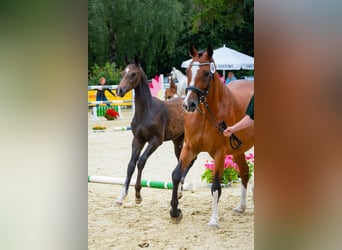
[170,209,183,224]
[135,197,142,204]
[207,221,219,228]
[233,205,246,214]
[115,200,123,207]
[207,215,219,228]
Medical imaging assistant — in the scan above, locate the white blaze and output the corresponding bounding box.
[184,62,199,103]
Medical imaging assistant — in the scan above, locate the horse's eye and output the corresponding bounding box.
[204,71,210,77]
[131,72,136,78]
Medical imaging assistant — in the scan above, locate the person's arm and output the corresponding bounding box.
[107,88,117,97]
[223,115,254,137]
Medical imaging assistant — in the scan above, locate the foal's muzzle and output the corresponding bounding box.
[116,87,125,97]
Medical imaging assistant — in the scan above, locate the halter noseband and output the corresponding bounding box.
[185,62,215,103]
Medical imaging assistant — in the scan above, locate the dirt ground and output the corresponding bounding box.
[88,108,254,250]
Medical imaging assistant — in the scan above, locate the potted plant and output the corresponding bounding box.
[201,153,254,186]
[104,109,120,120]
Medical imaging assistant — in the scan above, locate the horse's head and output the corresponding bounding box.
[116,55,144,97]
[183,44,216,112]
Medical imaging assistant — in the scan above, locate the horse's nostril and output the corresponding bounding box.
[188,102,197,112]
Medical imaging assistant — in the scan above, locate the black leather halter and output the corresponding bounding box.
[185,62,212,104]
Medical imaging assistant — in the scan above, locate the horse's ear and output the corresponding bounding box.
[189,43,197,57]
[124,55,130,65]
[134,54,140,65]
[207,45,213,59]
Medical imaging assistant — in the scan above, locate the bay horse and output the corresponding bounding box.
[169,44,254,227]
[115,55,193,206]
[164,75,178,100]
[170,67,187,97]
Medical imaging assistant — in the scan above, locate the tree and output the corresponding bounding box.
[89,0,185,77]
[155,0,254,77]
[191,0,253,33]
[88,0,112,70]
[88,0,254,79]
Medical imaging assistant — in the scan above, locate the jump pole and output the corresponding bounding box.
[112,126,131,131]
[88,175,193,191]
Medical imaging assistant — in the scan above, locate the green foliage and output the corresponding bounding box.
[89,0,185,77]
[201,154,254,185]
[201,167,240,185]
[88,62,122,85]
[88,0,112,69]
[201,168,214,184]
[247,159,254,180]
[222,167,240,184]
[191,0,253,33]
[88,0,254,79]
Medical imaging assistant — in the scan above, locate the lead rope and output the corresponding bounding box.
[196,94,242,150]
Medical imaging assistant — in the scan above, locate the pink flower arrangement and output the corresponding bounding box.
[201,153,254,185]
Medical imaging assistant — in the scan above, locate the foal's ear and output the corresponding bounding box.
[189,43,197,57]
[207,45,213,59]
[124,55,130,65]
[134,54,140,65]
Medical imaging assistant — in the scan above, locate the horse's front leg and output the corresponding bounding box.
[207,151,224,228]
[134,137,162,204]
[115,137,145,206]
[170,161,183,222]
[233,154,250,213]
[172,135,196,199]
[170,145,196,223]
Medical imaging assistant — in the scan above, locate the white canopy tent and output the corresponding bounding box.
[181,45,254,78]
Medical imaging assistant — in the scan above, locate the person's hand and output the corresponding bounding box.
[223,127,234,137]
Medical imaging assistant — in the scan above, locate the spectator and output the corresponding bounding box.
[96,77,116,106]
[225,72,237,84]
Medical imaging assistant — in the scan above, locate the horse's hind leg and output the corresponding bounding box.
[115,137,145,206]
[134,137,162,204]
[233,154,250,213]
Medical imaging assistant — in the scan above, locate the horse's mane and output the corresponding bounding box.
[138,65,149,84]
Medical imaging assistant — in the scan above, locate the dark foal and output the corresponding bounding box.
[115,55,193,206]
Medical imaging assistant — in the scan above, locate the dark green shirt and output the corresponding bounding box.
[246,95,254,120]
[96,86,116,101]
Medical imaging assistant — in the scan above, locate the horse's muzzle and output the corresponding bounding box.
[116,88,125,97]
[183,100,197,112]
